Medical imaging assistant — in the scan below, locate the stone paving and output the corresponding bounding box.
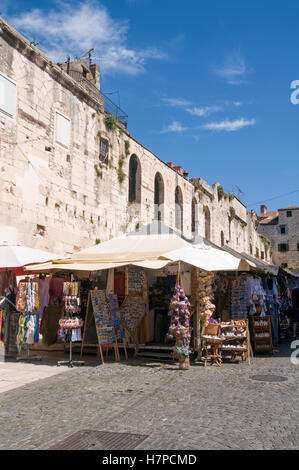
[0,340,298,450]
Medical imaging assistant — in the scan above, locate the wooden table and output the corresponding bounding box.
[202,337,223,366]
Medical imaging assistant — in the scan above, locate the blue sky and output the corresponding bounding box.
[2,0,299,212]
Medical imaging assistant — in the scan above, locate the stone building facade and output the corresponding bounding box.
[0,17,266,260]
[258,205,299,269]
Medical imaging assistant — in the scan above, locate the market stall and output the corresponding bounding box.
[24,224,260,368]
[0,243,61,359]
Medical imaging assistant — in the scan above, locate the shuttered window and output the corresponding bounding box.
[55,112,70,149]
[0,73,16,118]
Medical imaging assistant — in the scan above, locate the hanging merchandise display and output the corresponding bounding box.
[119,293,145,336]
[0,307,8,347]
[108,293,124,340]
[230,275,250,319]
[118,267,147,353]
[230,274,267,319]
[91,289,116,345]
[128,267,146,293]
[167,269,192,370]
[192,269,215,327]
[16,280,40,314]
[15,313,39,352]
[108,293,128,360]
[15,280,40,354]
[80,289,119,364]
[56,281,84,367]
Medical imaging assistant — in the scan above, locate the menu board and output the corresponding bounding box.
[252,315,273,353]
[90,290,116,345]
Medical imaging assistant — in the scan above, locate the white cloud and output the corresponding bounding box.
[8,1,166,76]
[161,97,191,107]
[186,105,222,117]
[161,121,188,133]
[214,53,249,85]
[202,117,255,132]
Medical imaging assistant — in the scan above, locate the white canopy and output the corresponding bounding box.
[26,222,187,271]
[0,242,61,269]
[71,231,188,263]
[26,228,257,273]
[160,241,258,272]
[26,259,170,272]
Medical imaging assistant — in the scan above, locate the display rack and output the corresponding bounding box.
[252,315,273,354]
[57,318,85,368]
[220,321,249,362]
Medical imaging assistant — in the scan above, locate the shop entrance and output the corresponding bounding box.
[148,275,176,345]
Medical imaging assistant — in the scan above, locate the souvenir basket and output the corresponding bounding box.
[169,326,190,340]
[59,318,83,330]
[205,323,219,336]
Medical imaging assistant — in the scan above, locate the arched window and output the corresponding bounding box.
[204,206,211,241]
[191,197,197,234]
[154,172,164,221]
[220,231,224,247]
[128,154,141,203]
[175,186,183,233]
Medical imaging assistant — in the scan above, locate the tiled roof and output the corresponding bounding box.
[278,206,299,211]
[258,211,279,225]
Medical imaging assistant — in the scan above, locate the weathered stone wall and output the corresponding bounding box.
[258,209,299,268]
[0,17,266,261]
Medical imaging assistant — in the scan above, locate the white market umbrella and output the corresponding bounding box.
[0,242,61,269]
[160,242,258,272]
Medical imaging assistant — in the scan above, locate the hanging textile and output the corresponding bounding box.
[16,280,40,313]
[0,308,7,347]
[15,314,39,352]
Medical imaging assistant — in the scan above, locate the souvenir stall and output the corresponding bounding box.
[0,243,59,359]
[277,268,299,339]
[210,268,284,358]
[24,223,263,368]
[0,270,17,358]
[12,273,86,364]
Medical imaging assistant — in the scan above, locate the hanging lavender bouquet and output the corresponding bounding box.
[167,283,191,356]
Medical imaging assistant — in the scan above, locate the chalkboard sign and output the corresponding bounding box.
[252,315,273,354]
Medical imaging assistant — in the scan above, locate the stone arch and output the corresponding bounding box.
[154,172,164,221]
[128,154,141,203]
[220,230,225,247]
[191,197,198,234]
[204,206,211,241]
[175,185,183,233]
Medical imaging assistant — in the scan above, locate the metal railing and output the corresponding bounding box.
[101,92,128,128]
[66,69,128,127]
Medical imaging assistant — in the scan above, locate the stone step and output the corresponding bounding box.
[136,351,174,362]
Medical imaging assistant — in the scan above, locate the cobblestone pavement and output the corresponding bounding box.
[0,340,298,450]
